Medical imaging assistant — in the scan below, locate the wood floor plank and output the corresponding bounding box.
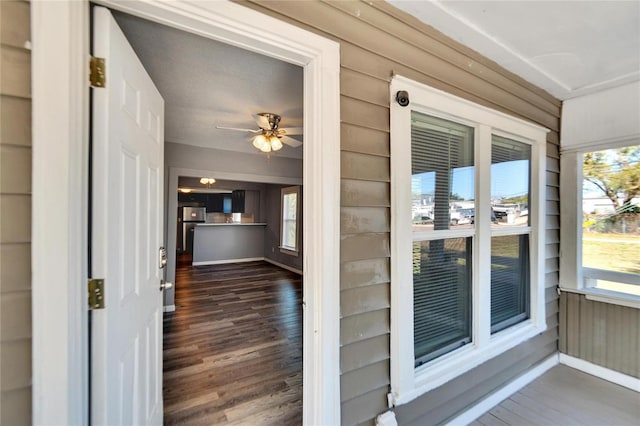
[163,259,303,425]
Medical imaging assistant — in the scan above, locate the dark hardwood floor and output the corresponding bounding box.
[163,256,303,425]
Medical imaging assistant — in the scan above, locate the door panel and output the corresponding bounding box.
[91,6,165,425]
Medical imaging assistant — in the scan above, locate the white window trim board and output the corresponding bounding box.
[389,75,549,406]
[31,1,341,424]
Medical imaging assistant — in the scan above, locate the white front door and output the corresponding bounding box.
[91,6,165,425]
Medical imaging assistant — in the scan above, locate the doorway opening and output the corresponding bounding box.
[113,9,306,422]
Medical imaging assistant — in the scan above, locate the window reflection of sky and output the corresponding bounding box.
[412,160,529,201]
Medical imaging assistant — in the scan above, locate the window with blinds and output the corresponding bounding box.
[490,136,531,333]
[411,111,475,365]
[413,238,472,365]
[390,76,547,399]
[411,112,474,232]
[491,235,530,332]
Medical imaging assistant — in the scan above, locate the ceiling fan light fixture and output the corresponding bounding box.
[252,134,268,150]
[260,142,272,153]
[219,112,302,154]
[270,135,283,151]
[199,177,216,185]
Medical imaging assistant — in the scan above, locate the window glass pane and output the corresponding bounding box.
[411,112,475,232]
[414,237,472,365]
[491,234,530,333]
[491,135,531,228]
[582,146,640,295]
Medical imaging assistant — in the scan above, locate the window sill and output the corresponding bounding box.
[392,321,546,406]
[279,247,299,257]
[560,287,640,309]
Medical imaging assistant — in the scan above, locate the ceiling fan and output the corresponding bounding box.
[216,112,302,153]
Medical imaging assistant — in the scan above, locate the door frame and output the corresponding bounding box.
[31,1,341,424]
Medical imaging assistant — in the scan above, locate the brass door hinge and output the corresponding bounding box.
[90,57,106,88]
[88,278,105,310]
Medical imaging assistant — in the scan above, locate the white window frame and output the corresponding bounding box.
[280,185,300,255]
[390,75,548,406]
[560,144,640,309]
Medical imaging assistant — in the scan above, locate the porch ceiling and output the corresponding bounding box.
[388,1,640,100]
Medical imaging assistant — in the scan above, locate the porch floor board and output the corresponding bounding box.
[470,365,640,426]
[163,259,303,425]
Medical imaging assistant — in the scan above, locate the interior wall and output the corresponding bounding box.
[164,142,303,306]
[237,1,562,425]
[165,141,303,181]
[0,1,32,423]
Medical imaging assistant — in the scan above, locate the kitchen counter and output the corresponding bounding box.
[192,223,266,265]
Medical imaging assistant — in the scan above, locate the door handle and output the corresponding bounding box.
[160,281,173,291]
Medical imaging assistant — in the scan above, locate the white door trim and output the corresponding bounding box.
[31,1,341,425]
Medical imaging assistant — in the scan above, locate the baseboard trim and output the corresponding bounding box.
[444,354,559,426]
[559,354,640,391]
[264,257,303,275]
[192,257,264,266]
[163,304,176,313]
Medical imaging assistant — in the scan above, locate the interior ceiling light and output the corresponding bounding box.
[200,177,216,188]
[179,188,192,193]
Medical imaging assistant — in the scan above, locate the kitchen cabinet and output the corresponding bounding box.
[232,190,245,213]
[178,192,207,205]
[179,192,241,213]
[205,194,224,212]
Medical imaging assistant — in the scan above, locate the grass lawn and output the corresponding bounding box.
[583,232,640,274]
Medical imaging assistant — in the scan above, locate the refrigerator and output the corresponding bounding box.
[178,207,206,254]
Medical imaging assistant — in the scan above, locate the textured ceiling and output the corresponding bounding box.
[114,11,304,159]
[388,0,640,100]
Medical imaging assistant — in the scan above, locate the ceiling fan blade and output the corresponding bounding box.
[278,127,303,136]
[280,135,303,148]
[253,114,271,130]
[216,126,260,133]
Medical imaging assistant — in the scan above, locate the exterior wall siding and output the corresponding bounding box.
[239,1,561,425]
[559,292,640,378]
[0,1,32,424]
